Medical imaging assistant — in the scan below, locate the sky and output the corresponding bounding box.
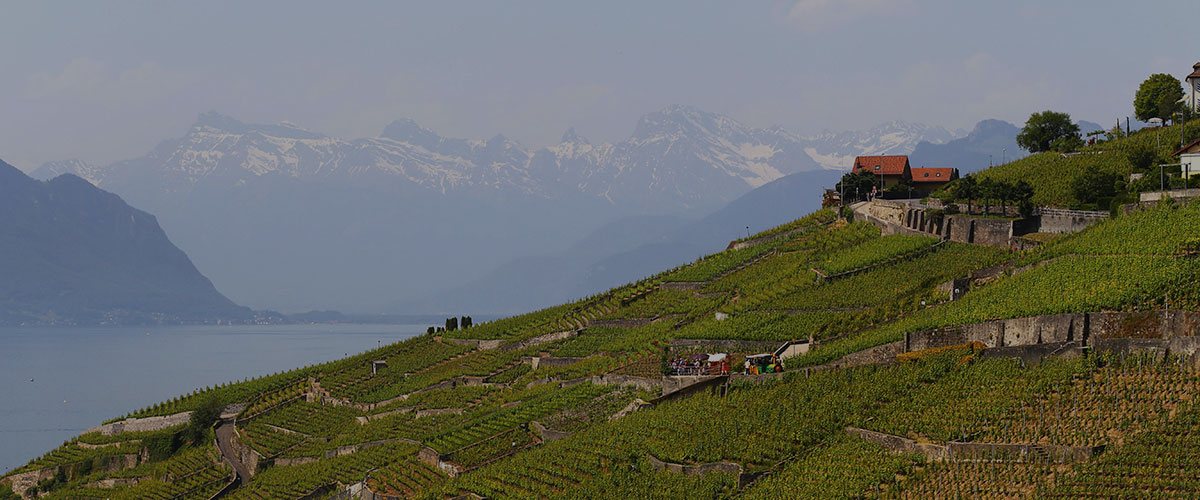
[2,0,1198,170]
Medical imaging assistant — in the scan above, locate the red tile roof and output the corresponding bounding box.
[851,155,910,176]
[1189,62,1200,80]
[910,167,958,183]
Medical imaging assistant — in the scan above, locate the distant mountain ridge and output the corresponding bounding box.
[34,106,959,210]
[909,119,1024,174]
[0,159,252,325]
[398,169,842,314]
[32,106,959,311]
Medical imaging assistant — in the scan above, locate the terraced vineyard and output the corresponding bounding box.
[12,126,1200,499]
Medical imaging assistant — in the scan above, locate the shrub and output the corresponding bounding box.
[187,395,223,444]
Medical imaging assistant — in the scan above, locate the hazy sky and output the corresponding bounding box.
[3,0,1197,170]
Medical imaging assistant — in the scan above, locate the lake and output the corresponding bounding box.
[0,324,425,474]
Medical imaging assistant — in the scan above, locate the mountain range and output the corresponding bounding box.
[0,159,252,325]
[33,106,960,313]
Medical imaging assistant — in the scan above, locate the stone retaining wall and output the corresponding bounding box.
[529,356,584,370]
[660,281,706,291]
[845,427,1100,464]
[85,411,192,436]
[657,375,727,400]
[591,374,664,393]
[588,317,657,328]
[902,311,1200,356]
[502,330,578,352]
[417,446,463,478]
[227,428,262,478]
[529,421,573,442]
[1036,208,1109,234]
[646,454,743,477]
[845,427,950,460]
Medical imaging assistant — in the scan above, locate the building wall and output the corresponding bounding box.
[1183,154,1200,178]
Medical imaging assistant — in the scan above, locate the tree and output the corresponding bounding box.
[1011,180,1036,217]
[949,175,978,213]
[1071,168,1124,210]
[1050,134,1084,153]
[835,171,876,203]
[978,177,998,215]
[1126,143,1157,172]
[1134,73,1184,123]
[187,395,223,444]
[1017,110,1081,153]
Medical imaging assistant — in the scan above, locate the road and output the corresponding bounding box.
[214,421,250,487]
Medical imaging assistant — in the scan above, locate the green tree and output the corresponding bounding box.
[1050,134,1084,153]
[1126,143,1158,172]
[1011,180,1036,217]
[949,175,979,213]
[978,177,998,215]
[1017,110,1081,153]
[1134,73,1184,123]
[1071,168,1124,210]
[187,395,223,444]
[835,171,876,202]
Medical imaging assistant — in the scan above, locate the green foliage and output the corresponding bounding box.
[1070,168,1125,210]
[816,234,938,275]
[734,209,836,244]
[743,436,920,498]
[143,431,184,461]
[1134,73,1184,123]
[836,171,878,203]
[1126,142,1158,171]
[1017,110,1081,153]
[664,243,776,283]
[186,395,223,444]
[1050,132,1084,153]
[942,175,1034,215]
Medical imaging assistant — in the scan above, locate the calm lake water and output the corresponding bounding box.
[0,324,425,473]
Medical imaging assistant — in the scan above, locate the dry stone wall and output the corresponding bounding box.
[85,411,192,436]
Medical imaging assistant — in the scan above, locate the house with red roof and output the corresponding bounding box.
[910,167,959,194]
[851,155,911,189]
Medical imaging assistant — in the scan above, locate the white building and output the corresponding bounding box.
[1176,139,1200,178]
[1189,62,1200,112]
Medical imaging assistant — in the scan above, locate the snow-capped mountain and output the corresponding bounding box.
[38,106,960,212]
[30,159,103,185]
[33,106,962,312]
[800,120,961,171]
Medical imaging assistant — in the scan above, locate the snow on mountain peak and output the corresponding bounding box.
[44,108,973,210]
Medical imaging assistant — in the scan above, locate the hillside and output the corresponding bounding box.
[0,160,252,326]
[399,169,841,314]
[978,119,1200,209]
[9,160,1200,498]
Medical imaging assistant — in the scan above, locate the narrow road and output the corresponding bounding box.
[215,421,250,486]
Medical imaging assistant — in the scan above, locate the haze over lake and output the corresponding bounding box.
[0,324,424,473]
